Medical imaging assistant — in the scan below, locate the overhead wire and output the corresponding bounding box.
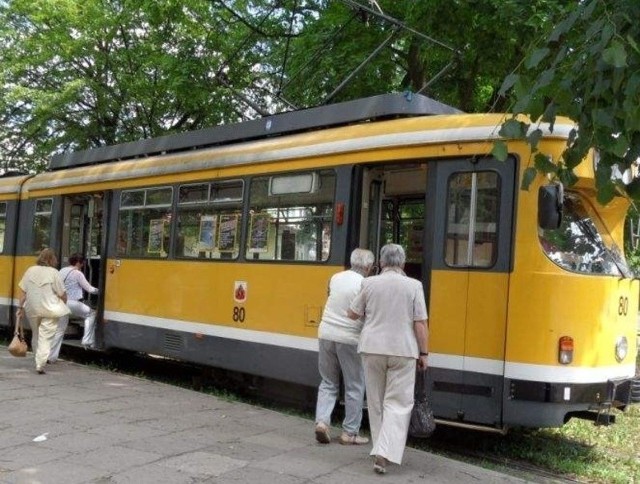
[209,0,459,113]
[278,0,299,95]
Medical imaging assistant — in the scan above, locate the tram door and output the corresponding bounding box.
[427,157,514,426]
[360,158,514,426]
[360,164,427,280]
[60,193,108,339]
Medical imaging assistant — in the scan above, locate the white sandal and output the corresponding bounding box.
[374,455,387,474]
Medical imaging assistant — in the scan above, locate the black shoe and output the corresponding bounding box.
[37,369,46,375]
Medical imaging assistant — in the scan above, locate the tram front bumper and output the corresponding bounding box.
[619,375,640,405]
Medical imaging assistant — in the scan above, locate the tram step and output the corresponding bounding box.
[570,410,616,425]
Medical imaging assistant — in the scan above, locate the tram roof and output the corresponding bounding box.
[49,93,461,171]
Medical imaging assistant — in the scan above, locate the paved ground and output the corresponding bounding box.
[0,346,535,484]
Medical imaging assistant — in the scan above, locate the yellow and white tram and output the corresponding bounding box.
[1,94,638,430]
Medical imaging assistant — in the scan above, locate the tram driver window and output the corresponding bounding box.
[538,193,625,276]
[445,172,499,267]
[246,170,335,262]
[176,180,244,260]
[117,187,173,258]
[0,202,6,253]
[32,198,53,253]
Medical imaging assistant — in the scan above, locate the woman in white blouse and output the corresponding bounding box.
[348,243,429,475]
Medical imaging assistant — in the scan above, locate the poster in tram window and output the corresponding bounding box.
[147,219,165,254]
[198,215,217,250]
[218,214,239,252]
[248,212,270,253]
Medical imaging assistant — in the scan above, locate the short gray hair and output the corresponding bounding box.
[379,243,405,269]
[350,248,375,271]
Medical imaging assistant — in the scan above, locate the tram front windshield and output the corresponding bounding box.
[538,192,632,277]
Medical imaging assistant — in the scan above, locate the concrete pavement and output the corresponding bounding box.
[0,346,533,483]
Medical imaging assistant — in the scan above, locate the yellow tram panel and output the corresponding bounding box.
[507,270,638,367]
[0,256,13,299]
[428,271,467,356]
[464,272,509,361]
[429,270,509,362]
[10,256,33,292]
[105,258,339,338]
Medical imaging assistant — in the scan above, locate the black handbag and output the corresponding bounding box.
[408,368,436,438]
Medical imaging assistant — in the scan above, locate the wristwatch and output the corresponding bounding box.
[419,352,428,356]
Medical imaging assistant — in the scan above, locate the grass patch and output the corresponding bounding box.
[412,405,640,483]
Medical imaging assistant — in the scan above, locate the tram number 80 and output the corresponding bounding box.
[618,296,629,316]
[233,306,246,322]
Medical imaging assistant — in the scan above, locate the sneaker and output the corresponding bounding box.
[315,422,331,444]
[339,432,369,445]
[373,455,387,474]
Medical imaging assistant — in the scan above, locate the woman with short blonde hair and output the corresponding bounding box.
[36,248,58,267]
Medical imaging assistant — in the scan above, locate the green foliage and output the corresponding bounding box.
[624,204,640,275]
[0,0,573,171]
[0,0,288,170]
[499,0,640,203]
[281,0,566,111]
[491,140,508,162]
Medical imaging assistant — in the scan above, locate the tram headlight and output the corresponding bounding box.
[615,336,628,362]
[558,336,574,364]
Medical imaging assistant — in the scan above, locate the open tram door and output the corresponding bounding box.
[360,165,427,280]
[59,192,110,345]
[426,157,515,428]
[359,156,515,429]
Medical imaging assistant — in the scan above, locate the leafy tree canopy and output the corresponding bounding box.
[0,0,566,172]
[495,0,640,205]
[0,0,318,171]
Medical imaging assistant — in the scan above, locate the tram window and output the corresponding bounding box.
[0,202,6,253]
[117,187,173,258]
[380,199,425,263]
[213,183,243,202]
[121,189,145,207]
[539,192,626,276]
[445,172,499,267]
[270,172,319,195]
[176,180,244,260]
[146,187,173,206]
[179,183,209,204]
[68,204,84,255]
[33,198,53,253]
[246,170,335,262]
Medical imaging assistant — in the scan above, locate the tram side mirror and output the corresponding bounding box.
[538,184,563,230]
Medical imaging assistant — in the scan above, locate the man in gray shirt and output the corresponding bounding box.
[315,248,375,445]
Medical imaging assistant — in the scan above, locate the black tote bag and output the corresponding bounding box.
[408,368,436,438]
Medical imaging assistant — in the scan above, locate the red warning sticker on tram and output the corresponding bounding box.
[234,281,247,303]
